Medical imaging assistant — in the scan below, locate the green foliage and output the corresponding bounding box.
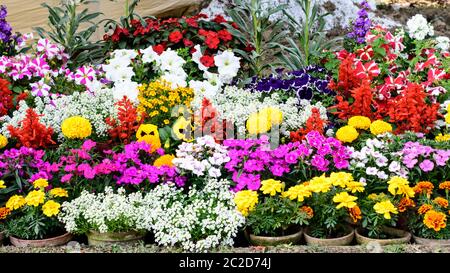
[6,207,62,240]
[360,194,398,239]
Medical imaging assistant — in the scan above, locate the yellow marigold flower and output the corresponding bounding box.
[414,181,434,196]
[348,116,371,130]
[49,188,68,198]
[246,112,272,135]
[348,205,362,223]
[6,195,26,210]
[435,133,450,142]
[370,120,393,135]
[0,207,11,219]
[329,172,354,188]
[374,200,398,219]
[33,178,49,189]
[260,179,284,196]
[336,125,359,143]
[234,190,258,217]
[346,181,365,193]
[172,117,193,142]
[0,180,5,189]
[333,192,358,209]
[434,197,449,208]
[300,206,314,218]
[418,204,433,215]
[308,175,332,193]
[282,184,311,202]
[154,154,175,167]
[42,200,61,217]
[25,190,45,207]
[423,210,447,232]
[136,124,162,152]
[388,176,414,198]
[164,119,170,125]
[368,193,378,200]
[439,181,450,191]
[61,116,92,139]
[0,134,8,149]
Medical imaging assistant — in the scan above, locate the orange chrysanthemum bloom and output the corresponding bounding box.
[398,197,416,212]
[434,197,449,208]
[414,181,434,196]
[348,205,362,223]
[439,182,450,191]
[418,204,433,215]
[423,210,447,232]
[0,207,11,219]
[300,206,314,219]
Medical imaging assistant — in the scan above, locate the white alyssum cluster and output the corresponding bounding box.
[172,135,230,178]
[59,187,147,233]
[138,179,245,252]
[406,14,434,41]
[435,36,450,52]
[211,85,328,136]
[0,89,116,140]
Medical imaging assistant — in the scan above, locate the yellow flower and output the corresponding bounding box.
[6,195,26,210]
[282,184,311,202]
[234,190,258,217]
[370,120,393,135]
[0,134,8,149]
[0,180,6,189]
[33,178,49,189]
[172,117,193,142]
[259,107,283,125]
[333,192,358,209]
[154,154,175,167]
[25,190,45,207]
[368,193,378,200]
[446,113,450,124]
[348,116,371,130]
[329,172,354,188]
[374,200,398,219]
[61,116,92,139]
[435,133,450,142]
[42,200,61,217]
[246,112,271,135]
[260,179,284,196]
[136,124,162,152]
[388,176,415,198]
[308,175,332,193]
[336,125,359,143]
[164,119,170,125]
[49,188,69,198]
[346,181,365,193]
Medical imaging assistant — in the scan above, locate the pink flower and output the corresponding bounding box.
[36,38,59,59]
[419,159,434,172]
[30,79,51,97]
[74,66,95,85]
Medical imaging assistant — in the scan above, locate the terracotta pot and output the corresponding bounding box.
[355,226,411,246]
[10,233,73,247]
[304,226,354,246]
[246,228,303,246]
[413,235,450,246]
[87,230,145,246]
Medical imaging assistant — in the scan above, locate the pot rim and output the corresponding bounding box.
[87,230,145,235]
[355,227,411,240]
[304,226,354,241]
[247,227,303,240]
[10,232,72,243]
[413,234,450,242]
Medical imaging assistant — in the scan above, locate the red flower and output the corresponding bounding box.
[15,92,28,110]
[183,38,194,47]
[213,15,227,24]
[244,43,255,52]
[218,29,232,42]
[169,31,183,43]
[153,44,166,55]
[198,29,208,36]
[111,26,129,42]
[200,55,215,67]
[205,31,220,49]
[186,17,198,28]
[0,78,13,117]
[231,22,239,29]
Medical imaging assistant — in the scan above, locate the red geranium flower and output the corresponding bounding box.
[218,29,232,42]
[183,38,194,47]
[169,31,183,43]
[186,17,198,28]
[213,15,227,24]
[200,55,215,67]
[153,44,166,55]
[205,31,220,49]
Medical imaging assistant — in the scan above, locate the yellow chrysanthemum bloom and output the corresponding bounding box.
[329,172,354,188]
[49,188,69,198]
[42,200,61,217]
[25,190,45,207]
[346,181,365,193]
[388,176,415,198]
[336,125,359,143]
[370,120,393,135]
[348,116,371,130]
[154,154,175,167]
[435,133,450,142]
[6,195,26,210]
[0,134,8,149]
[282,184,312,202]
[33,178,49,189]
[308,175,332,193]
[0,180,5,189]
[260,179,284,196]
[333,192,358,209]
[423,210,447,232]
[374,200,398,219]
[136,124,162,152]
[234,190,258,217]
[172,117,193,142]
[61,116,92,139]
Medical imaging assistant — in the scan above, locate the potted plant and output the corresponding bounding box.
[0,206,10,245]
[58,187,147,246]
[303,172,362,246]
[407,181,450,245]
[235,179,311,246]
[4,179,72,247]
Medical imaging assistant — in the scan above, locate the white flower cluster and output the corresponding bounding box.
[348,136,408,183]
[0,89,116,140]
[138,179,245,252]
[435,36,450,52]
[172,135,230,177]
[406,14,434,41]
[59,187,147,233]
[211,85,328,136]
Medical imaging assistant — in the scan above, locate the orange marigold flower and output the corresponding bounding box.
[398,197,416,212]
[414,181,434,196]
[300,206,314,219]
[348,205,362,223]
[418,204,433,215]
[0,207,11,219]
[434,197,449,208]
[439,181,450,190]
[423,210,447,232]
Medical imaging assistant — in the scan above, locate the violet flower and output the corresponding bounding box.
[348,1,372,44]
